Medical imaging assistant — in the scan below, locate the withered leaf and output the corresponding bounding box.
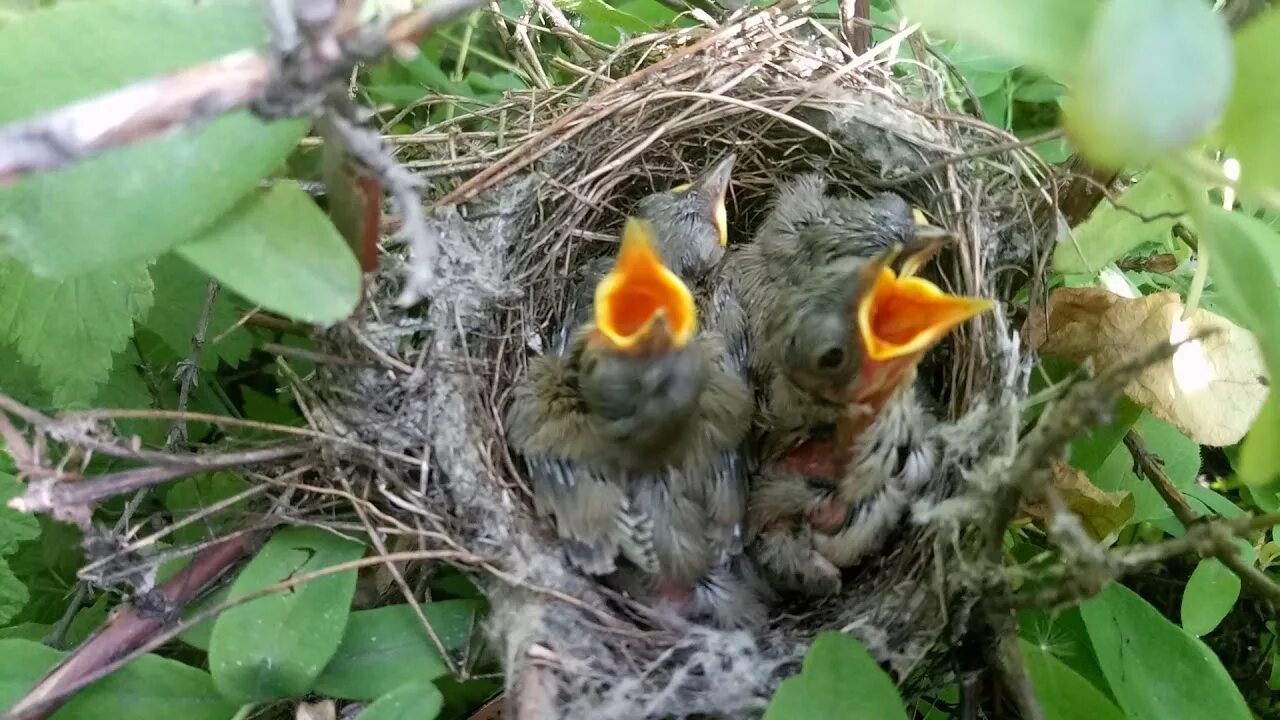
[1025,462,1136,542]
[1027,288,1268,446]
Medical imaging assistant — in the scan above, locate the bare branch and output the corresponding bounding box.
[0,0,485,185]
[1124,431,1280,606]
[5,535,257,720]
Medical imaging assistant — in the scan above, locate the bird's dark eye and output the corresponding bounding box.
[817,347,845,370]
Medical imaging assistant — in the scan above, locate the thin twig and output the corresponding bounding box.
[0,0,485,185]
[167,281,220,450]
[1124,431,1280,605]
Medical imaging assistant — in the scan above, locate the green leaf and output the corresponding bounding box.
[0,0,309,277]
[0,258,152,404]
[1199,206,1280,356]
[314,599,480,701]
[1012,77,1065,103]
[1053,172,1185,274]
[565,0,650,34]
[0,638,238,720]
[1080,583,1252,720]
[1063,0,1232,168]
[1222,9,1280,190]
[64,592,112,647]
[901,0,1100,80]
[1069,397,1142,474]
[177,183,361,325]
[1135,414,1200,490]
[0,473,40,556]
[0,559,28,626]
[0,623,52,642]
[1240,393,1280,491]
[162,472,252,546]
[143,255,253,369]
[355,682,445,720]
[4,517,82,625]
[1020,640,1125,720]
[1181,558,1241,637]
[208,526,364,703]
[1087,441,1171,526]
[764,632,907,720]
[1017,608,1112,699]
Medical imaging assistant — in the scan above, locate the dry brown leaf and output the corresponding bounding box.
[1024,462,1136,542]
[1027,288,1268,446]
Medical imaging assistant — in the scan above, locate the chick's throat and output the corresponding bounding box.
[593,218,698,352]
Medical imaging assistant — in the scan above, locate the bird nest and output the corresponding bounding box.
[310,5,1051,718]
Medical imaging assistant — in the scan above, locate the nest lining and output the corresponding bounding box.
[306,6,1054,718]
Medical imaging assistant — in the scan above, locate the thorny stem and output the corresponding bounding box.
[167,280,221,450]
[1124,432,1280,606]
[4,535,257,720]
[0,549,490,720]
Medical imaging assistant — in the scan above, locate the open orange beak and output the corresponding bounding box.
[592,217,698,353]
[849,241,993,410]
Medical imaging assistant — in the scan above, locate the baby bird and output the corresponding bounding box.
[507,218,759,627]
[733,175,989,595]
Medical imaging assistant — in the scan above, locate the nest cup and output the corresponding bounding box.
[314,6,1048,718]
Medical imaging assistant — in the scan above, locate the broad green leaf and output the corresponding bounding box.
[1013,78,1065,103]
[1087,441,1170,526]
[0,0,308,277]
[1080,583,1252,720]
[64,592,112,647]
[1017,608,1112,699]
[144,255,253,369]
[1222,9,1280,190]
[176,581,228,652]
[163,472,253,546]
[1069,397,1142,474]
[1063,0,1232,168]
[0,638,238,720]
[1240,392,1280,491]
[0,258,152,404]
[208,526,364,703]
[1135,414,1200,489]
[0,472,40,556]
[764,632,907,720]
[0,623,51,642]
[901,0,1100,80]
[0,559,28,625]
[1198,207,1280,487]
[1181,558,1241,637]
[314,599,480,701]
[177,183,361,325]
[355,682,444,720]
[1054,173,1185,274]
[4,516,82,625]
[1182,484,1243,519]
[1020,640,1125,720]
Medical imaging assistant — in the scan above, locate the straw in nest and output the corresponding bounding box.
[309,5,1054,718]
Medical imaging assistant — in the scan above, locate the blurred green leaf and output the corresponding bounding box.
[0,0,308,277]
[0,473,40,557]
[4,517,82,625]
[1222,9,1280,191]
[1087,440,1171,526]
[1080,583,1251,720]
[1199,207,1280,490]
[208,526,364,703]
[314,599,480,701]
[0,623,52,642]
[0,639,238,720]
[1181,558,1241,637]
[1013,77,1065,102]
[355,682,444,720]
[1054,172,1185,274]
[0,560,27,626]
[1070,398,1142,474]
[163,473,253,546]
[144,255,253,370]
[64,592,112,647]
[0,258,152,405]
[764,632,907,720]
[1021,640,1125,720]
[1017,608,1112,699]
[1063,0,1232,168]
[177,183,362,325]
[1135,414,1200,489]
[566,0,650,33]
[902,0,1100,80]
